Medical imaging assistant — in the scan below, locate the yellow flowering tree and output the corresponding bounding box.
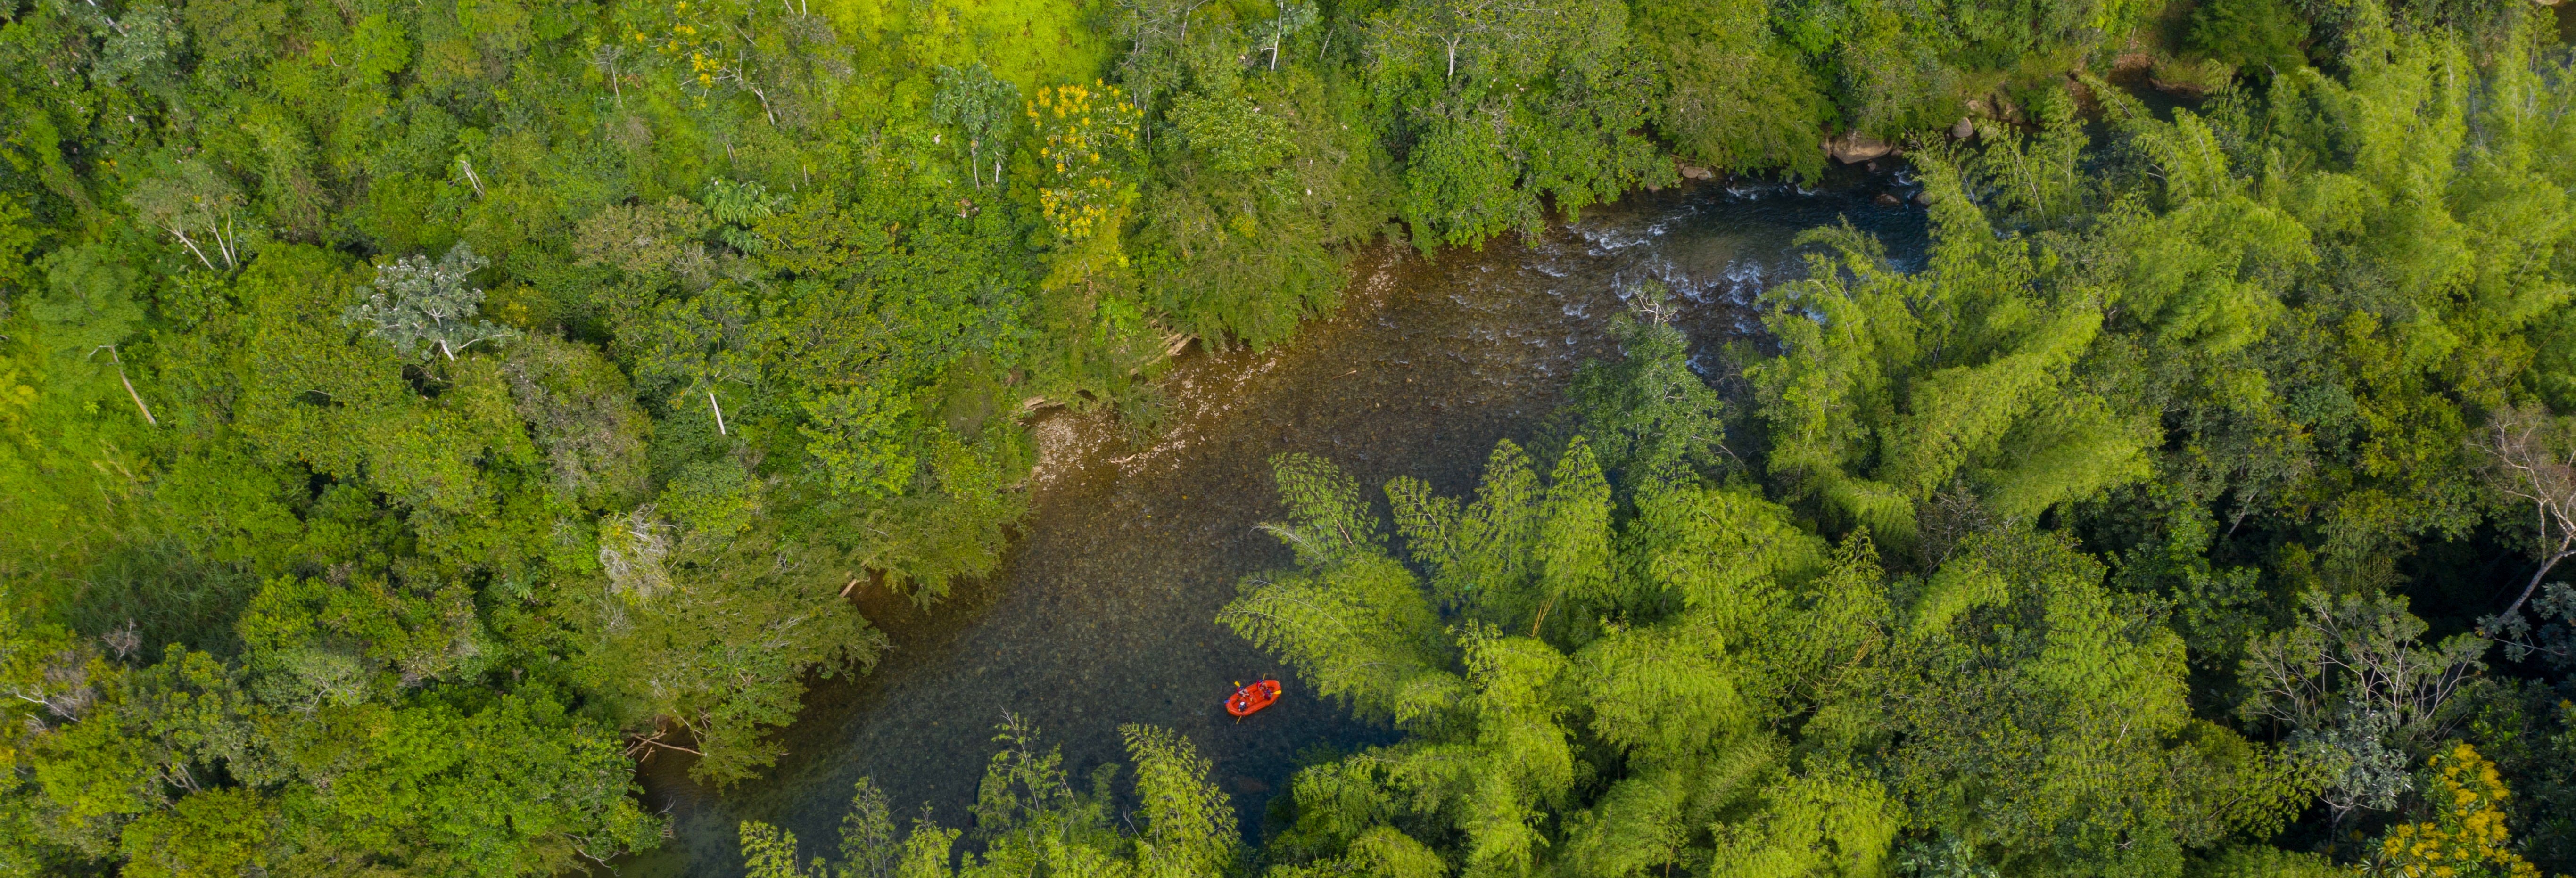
[1025,80,1155,375]
[627,0,839,126]
[2362,744,2561,878]
[1028,81,1140,279]
[633,1,735,103]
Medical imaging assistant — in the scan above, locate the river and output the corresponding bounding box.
[620,170,1932,876]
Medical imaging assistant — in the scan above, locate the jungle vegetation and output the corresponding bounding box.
[0,0,2571,875]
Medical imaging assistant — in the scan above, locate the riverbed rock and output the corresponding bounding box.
[1915,190,1935,206]
[1825,131,1897,164]
[1951,116,1976,139]
[1875,193,1902,207]
[1676,160,1715,180]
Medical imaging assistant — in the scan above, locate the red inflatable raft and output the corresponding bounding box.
[1226,679,1283,718]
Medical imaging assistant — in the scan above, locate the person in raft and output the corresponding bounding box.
[1228,679,1283,719]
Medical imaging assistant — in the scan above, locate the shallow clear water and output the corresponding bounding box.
[619,170,1931,876]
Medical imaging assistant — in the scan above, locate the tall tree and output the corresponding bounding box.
[341,244,519,362]
[1751,152,2152,545]
[931,64,1020,189]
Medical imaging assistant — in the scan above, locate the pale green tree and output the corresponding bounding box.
[341,243,519,362]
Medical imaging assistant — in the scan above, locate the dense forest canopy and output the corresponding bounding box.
[0,0,2572,875]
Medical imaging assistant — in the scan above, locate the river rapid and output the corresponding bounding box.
[623,171,1931,876]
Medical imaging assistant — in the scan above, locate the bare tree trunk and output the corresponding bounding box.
[95,346,157,427]
[166,226,216,271]
[708,390,729,435]
[215,218,238,269]
[81,0,129,35]
[2501,552,2570,623]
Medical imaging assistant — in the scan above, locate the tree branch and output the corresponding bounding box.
[91,345,157,427]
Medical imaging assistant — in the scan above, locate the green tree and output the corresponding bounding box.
[1226,312,2318,876]
[1637,0,1835,181]
[1750,151,2153,544]
[1135,65,1396,351]
[933,63,1023,189]
[1363,0,1675,249]
[2239,590,2485,825]
[1554,285,1734,491]
[1226,441,1881,876]
[738,717,1236,878]
[342,244,520,362]
[2189,0,2309,76]
[121,158,250,273]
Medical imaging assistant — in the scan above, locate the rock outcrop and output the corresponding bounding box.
[1824,131,1897,164]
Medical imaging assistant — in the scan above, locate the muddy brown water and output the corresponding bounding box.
[619,173,1931,876]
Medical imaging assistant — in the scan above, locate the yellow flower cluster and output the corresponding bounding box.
[634,0,728,91]
[1028,81,1139,242]
[2367,744,2550,878]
